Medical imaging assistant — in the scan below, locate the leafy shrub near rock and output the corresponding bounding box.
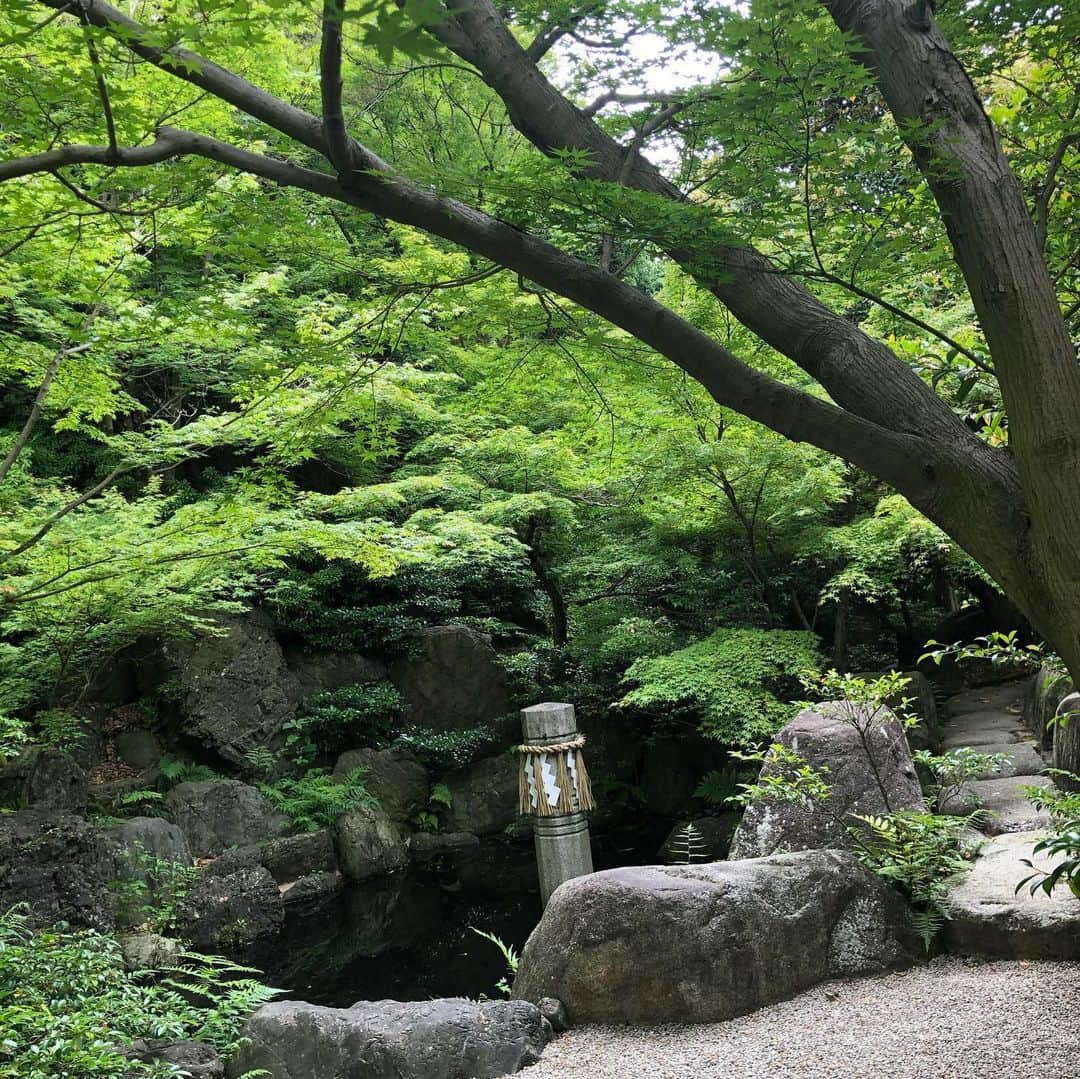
[618,628,821,744]
[393,725,497,771]
[283,683,406,765]
[0,906,278,1078]
[260,768,377,832]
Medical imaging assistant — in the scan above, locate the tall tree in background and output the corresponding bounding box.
[0,0,1077,676]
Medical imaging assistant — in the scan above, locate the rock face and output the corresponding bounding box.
[944,830,1080,959]
[125,1039,224,1079]
[0,809,113,930]
[260,830,337,883]
[444,754,518,835]
[166,609,298,766]
[898,670,940,752]
[101,815,192,867]
[728,704,924,860]
[512,850,918,1024]
[334,746,429,824]
[165,779,288,857]
[1024,667,1070,750]
[285,646,387,700]
[227,998,546,1079]
[177,865,285,950]
[334,805,410,881]
[114,729,163,771]
[660,814,740,862]
[0,748,87,811]
[119,932,182,971]
[390,625,509,732]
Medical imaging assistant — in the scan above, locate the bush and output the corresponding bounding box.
[618,628,821,744]
[0,906,278,1077]
[392,725,497,771]
[282,682,405,765]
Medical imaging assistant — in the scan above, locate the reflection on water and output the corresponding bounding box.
[246,824,668,1006]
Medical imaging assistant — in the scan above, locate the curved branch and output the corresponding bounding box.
[320,0,354,171]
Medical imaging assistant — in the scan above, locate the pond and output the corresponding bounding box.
[246,823,670,1006]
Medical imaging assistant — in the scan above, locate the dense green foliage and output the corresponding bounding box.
[0,907,277,1078]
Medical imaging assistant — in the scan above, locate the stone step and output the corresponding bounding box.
[947,682,1028,717]
[944,830,1080,959]
[945,710,1024,732]
[971,742,1047,778]
[941,728,1023,749]
[966,776,1054,835]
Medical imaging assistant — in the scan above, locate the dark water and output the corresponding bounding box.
[247,824,668,1006]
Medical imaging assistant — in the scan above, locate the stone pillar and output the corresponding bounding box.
[519,702,594,906]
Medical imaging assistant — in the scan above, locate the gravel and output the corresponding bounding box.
[519,956,1080,1078]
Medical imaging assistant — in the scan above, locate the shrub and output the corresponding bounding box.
[1017,777,1080,899]
[259,768,377,831]
[618,628,821,744]
[0,906,279,1077]
[282,683,405,765]
[913,747,1009,814]
[392,725,497,771]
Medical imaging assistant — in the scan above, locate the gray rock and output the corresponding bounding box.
[177,865,284,950]
[165,779,288,857]
[410,830,481,861]
[965,776,1054,835]
[660,814,740,862]
[729,703,925,860]
[227,997,545,1079]
[333,746,429,824]
[0,809,114,930]
[166,609,299,767]
[125,1039,223,1079]
[444,754,518,836]
[285,646,387,700]
[280,870,344,907]
[948,681,1028,717]
[390,625,510,732]
[972,742,1046,779]
[512,850,918,1024]
[118,932,182,971]
[1024,666,1070,749]
[101,815,192,868]
[261,829,337,883]
[942,727,1022,749]
[0,748,87,811]
[114,729,163,771]
[944,830,1080,958]
[859,669,940,752]
[334,805,410,881]
[539,997,569,1034]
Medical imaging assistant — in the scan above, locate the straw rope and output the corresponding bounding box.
[516,734,595,816]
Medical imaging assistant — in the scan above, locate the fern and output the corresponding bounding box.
[259,767,377,831]
[159,753,221,786]
[666,822,710,865]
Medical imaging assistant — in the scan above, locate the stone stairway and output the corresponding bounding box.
[937,678,1080,958]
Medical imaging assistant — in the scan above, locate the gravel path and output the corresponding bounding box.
[520,957,1080,1078]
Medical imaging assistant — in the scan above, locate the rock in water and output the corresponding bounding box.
[164,779,288,857]
[226,998,546,1079]
[944,830,1080,959]
[511,850,918,1024]
[334,805,410,881]
[443,754,519,836]
[729,703,924,859]
[177,865,284,950]
[333,746,429,824]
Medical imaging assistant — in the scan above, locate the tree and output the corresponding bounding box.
[0,0,1077,685]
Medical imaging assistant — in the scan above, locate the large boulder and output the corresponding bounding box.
[98,816,193,925]
[227,998,545,1079]
[125,1040,223,1079]
[100,815,192,868]
[260,829,337,883]
[729,703,925,860]
[512,850,918,1024]
[177,865,285,950]
[944,830,1080,958]
[165,779,289,857]
[0,809,113,930]
[443,754,519,836]
[0,747,87,811]
[334,806,410,881]
[334,746,429,824]
[285,646,387,700]
[165,609,299,766]
[390,625,509,732]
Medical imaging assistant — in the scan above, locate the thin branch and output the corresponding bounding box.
[1034,125,1079,250]
[78,6,118,155]
[0,341,93,485]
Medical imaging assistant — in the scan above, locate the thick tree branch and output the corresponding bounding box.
[320,0,355,171]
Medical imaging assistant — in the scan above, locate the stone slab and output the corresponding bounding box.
[967,776,1055,835]
[944,830,1080,958]
[947,683,1028,717]
[972,742,1047,779]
